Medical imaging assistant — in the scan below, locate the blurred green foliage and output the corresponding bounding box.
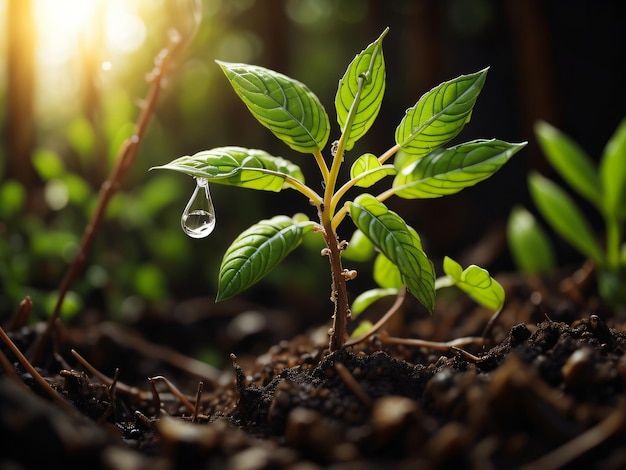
[1,0,624,326]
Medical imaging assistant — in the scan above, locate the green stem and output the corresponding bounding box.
[379,143,401,164]
[250,168,323,206]
[331,202,350,233]
[376,185,400,203]
[329,164,395,215]
[434,275,454,290]
[323,77,366,218]
[313,149,330,181]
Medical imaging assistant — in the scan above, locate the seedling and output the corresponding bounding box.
[153,28,525,350]
[510,119,626,307]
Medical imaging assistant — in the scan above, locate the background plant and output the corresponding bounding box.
[154,28,525,350]
[509,119,626,308]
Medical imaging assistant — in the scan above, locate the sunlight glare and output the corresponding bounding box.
[35,0,97,66]
[34,0,146,68]
[104,6,146,54]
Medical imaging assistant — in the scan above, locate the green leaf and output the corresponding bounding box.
[0,180,26,219]
[599,118,626,218]
[151,146,304,192]
[442,256,505,311]
[217,215,304,301]
[350,320,374,338]
[395,68,488,165]
[335,28,387,151]
[349,194,435,312]
[529,172,604,264]
[373,253,403,289]
[507,205,556,274]
[351,288,398,317]
[393,139,525,199]
[32,148,65,180]
[342,229,376,262]
[217,61,330,153]
[534,121,601,208]
[350,153,396,188]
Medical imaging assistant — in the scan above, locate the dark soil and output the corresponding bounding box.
[3,266,626,469]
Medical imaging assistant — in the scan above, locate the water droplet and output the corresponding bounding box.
[181,177,216,238]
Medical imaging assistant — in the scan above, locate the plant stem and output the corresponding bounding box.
[330,164,395,216]
[378,143,401,164]
[313,149,330,181]
[257,170,323,205]
[322,217,351,352]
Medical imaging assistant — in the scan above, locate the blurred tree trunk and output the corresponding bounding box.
[4,0,38,188]
[80,1,107,186]
[507,0,559,173]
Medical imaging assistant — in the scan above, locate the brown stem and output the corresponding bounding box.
[323,222,350,352]
[380,333,486,351]
[30,34,183,365]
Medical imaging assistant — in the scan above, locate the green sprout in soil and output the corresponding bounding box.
[153,28,526,351]
[509,119,626,308]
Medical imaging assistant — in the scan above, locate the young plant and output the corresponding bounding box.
[347,253,506,345]
[511,119,626,307]
[153,28,526,351]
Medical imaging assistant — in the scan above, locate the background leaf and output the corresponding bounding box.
[335,28,387,151]
[599,118,626,218]
[535,121,601,208]
[373,253,403,289]
[351,288,398,317]
[217,215,304,301]
[393,139,525,199]
[529,172,604,264]
[349,194,435,312]
[342,229,376,262]
[442,256,505,311]
[507,205,556,274]
[152,146,304,192]
[350,319,374,338]
[395,68,488,166]
[217,61,330,153]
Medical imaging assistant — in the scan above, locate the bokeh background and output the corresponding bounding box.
[1,0,625,350]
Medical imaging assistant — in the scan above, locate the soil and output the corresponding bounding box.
[3,264,626,470]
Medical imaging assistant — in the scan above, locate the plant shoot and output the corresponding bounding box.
[153,28,526,350]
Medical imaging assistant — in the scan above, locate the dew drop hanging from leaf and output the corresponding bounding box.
[181,177,216,238]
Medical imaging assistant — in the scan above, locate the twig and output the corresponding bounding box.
[149,375,196,414]
[380,333,486,352]
[6,296,32,331]
[0,325,76,414]
[71,349,149,400]
[149,377,162,414]
[31,31,184,366]
[97,368,119,425]
[192,381,203,422]
[450,346,484,362]
[481,307,503,341]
